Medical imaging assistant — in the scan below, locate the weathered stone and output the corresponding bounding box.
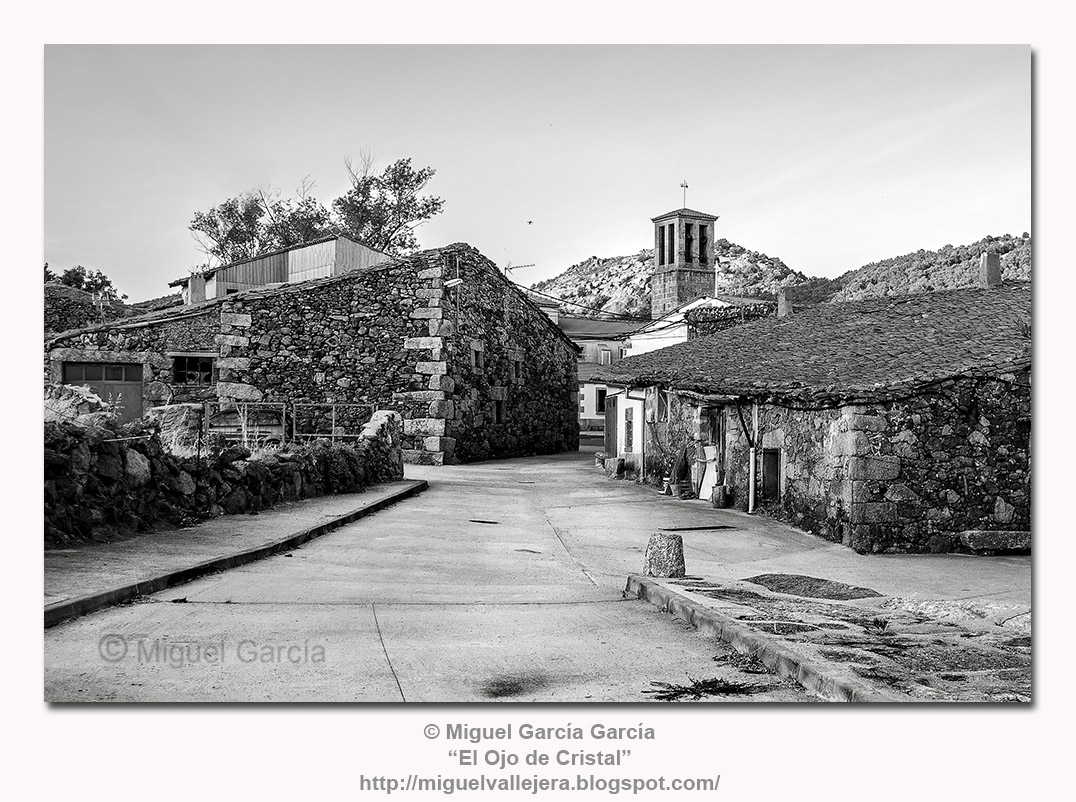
[994,496,1016,524]
[968,430,989,447]
[415,361,447,375]
[416,267,442,279]
[428,374,455,393]
[124,450,152,487]
[404,390,445,402]
[847,414,887,432]
[643,531,686,578]
[958,529,1031,551]
[173,471,196,495]
[216,382,264,401]
[403,336,444,350]
[403,418,446,437]
[428,319,455,337]
[219,312,252,328]
[850,501,896,524]
[216,357,251,370]
[215,334,250,347]
[429,399,455,419]
[409,307,443,319]
[847,455,900,481]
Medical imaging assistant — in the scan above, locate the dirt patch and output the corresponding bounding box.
[743,573,883,601]
[880,644,1028,674]
[481,671,548,698]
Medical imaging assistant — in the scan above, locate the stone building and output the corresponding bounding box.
[594,267,1030,554]
[45,242,580,465]
[650,207,718,319]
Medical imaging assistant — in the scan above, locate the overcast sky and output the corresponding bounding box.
[44,44,1030,302]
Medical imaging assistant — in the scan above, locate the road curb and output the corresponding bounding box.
[624,575,899,703]
[44,479,429,629]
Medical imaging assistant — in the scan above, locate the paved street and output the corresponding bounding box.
[44,447,815,702]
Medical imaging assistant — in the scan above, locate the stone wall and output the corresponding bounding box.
[46,309,221,407]
[45,244,579,465]
[44,283,126,334]
[837,369,1031,553]
[44,410,403,548]
[443,246,580,462]
[685,302,774,339]
[629,368,1031,554]
[719,369,1031,554]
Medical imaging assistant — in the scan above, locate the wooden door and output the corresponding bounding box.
[604,394,618,455]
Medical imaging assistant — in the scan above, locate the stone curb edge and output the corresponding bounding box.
[44,480,429,629]
[624,575,900,703]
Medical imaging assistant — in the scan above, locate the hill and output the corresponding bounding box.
[531,233,1031,316]
[828,233,1031,302]
[531,239,808,317]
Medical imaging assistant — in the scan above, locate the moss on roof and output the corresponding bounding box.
[594,283,1031,405]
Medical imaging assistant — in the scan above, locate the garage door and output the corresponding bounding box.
[62,362,144,424]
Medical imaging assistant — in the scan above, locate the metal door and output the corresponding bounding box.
[62,362,144,424]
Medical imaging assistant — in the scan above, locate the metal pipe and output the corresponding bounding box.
[748,401,759,513]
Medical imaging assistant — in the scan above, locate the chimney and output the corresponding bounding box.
[777,288,792,317]
[979,252,1002,289]
[187,273,207,305]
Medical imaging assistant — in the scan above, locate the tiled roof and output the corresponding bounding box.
[651,207,719,222]
[593,283,1031,405]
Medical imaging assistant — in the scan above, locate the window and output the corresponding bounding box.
[699,224,708,265]
[173,355,215,385]
[513,359,522,380]
[657,225,666,266]
[685,222,694,262]
[596,388,607,414]
[471,347,485,370]
[63,362,142,383]
[618,348,626,360]
[599,349,612,365]
[494,400,506,424]
[667,223,675,264]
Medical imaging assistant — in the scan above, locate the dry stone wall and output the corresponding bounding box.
[442,247,580,462]
[685,303,775,339]
[719,370,1031,554]
[44,410,403,548]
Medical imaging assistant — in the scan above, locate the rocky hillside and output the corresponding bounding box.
[829,233,1031,302]
[532,233,1031,316]
[531,239,807,317]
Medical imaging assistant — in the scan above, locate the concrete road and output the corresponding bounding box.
[44,449,815,702]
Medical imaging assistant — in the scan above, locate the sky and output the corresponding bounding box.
[45,45,1030,302]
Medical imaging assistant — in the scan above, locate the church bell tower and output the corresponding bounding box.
[649,207,718,319]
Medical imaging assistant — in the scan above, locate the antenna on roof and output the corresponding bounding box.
[680,180,689,208]
[503,262,535,276]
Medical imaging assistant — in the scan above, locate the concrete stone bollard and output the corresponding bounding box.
[643,531,686,578]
